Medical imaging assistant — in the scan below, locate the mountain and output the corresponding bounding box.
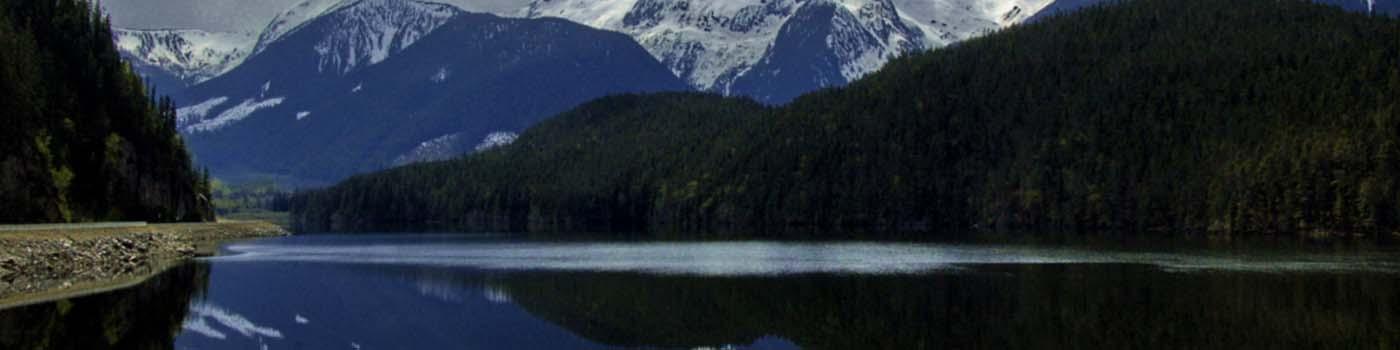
[112,28,256,92]
[108,0,425,95]
[174,0,688,186]
[115,0,1050,105]
[290,0,1400,239]
[723,0,928,104]
[253,0,353,55]
[1028,0,1399,21]
[1,0,213,223]
[520,0,1051,103]
[175,0,465,132]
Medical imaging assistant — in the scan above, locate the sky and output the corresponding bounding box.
[103,0,527,32]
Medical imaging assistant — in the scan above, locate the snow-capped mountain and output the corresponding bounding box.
[120,0,1393,104]
[303,0,462,75]
[520,0,1052,100]
[117,0,1052,102]
[118,0,1054,104]
[176,0,465,132]
[253,0,350,55]
[173,1,687,185]
[113,29,256,90]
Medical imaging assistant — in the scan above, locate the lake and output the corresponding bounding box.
[4,234,1400,349]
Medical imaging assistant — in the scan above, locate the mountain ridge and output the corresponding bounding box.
[172,4,689,186]
[118,0,1052,104]
[289,0,1400,238]
[113,28,256,91]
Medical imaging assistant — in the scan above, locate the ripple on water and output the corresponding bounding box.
[209,236,1400,275]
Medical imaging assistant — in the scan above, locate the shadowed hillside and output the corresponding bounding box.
[292,0,1400,238]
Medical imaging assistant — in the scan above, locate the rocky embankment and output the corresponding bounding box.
[0,221,285,299]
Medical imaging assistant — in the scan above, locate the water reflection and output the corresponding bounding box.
[0,263,210,349]
[494,266,1400,349]
[182,302,285,340]
[2,236,1400,349]
[171,262,605,349]
[215,236,1400,274]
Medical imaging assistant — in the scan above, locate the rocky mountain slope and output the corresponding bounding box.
[520,0,1052,103]
[172,0,688,185]
[113,29,256,92]
[119,0,1053,104]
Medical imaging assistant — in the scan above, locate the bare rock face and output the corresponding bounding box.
[0,233,184,296]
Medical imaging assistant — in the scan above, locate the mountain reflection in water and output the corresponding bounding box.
[0,235,1399,349]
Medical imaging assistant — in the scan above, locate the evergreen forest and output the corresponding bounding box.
[0,0,213,223]
[290,0,1400,238]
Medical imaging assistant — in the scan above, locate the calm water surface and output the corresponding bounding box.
[4,234,1400,349]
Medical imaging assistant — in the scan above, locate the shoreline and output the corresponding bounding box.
[0,221,286,308]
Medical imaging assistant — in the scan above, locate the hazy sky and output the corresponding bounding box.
[103,0,527,32]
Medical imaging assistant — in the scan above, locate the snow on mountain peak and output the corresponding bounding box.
[114,29,257,84]
[309,0,464,75]
[254,0,350,54]
[521,0,1050,92]
[524,0,804,90]
[123,0,1055,98]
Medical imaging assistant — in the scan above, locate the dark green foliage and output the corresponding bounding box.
[292,0,1400,238]
[0,0,213,223]
[211,180,291,215]
[292,93,765,232]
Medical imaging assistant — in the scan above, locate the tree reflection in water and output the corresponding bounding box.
[0,263,210,349]
[3,261,1400,349]
[493,264,1400,349]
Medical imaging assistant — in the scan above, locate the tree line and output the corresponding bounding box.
[291,0,1400,239]
[0,0,213,223]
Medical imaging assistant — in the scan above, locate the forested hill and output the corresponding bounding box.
[292,0,1400,238]
[0,0,213,223]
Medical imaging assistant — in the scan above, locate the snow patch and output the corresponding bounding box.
[475,132,519,152]
[184,97,285,133]
[393,133,465,166]
[430,67,451,83]
[296,111,312,120]
[294,314,310,324]
[175,96,229,127]
[351,83,363,93]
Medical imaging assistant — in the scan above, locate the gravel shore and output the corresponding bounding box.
[0,221,286,302]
